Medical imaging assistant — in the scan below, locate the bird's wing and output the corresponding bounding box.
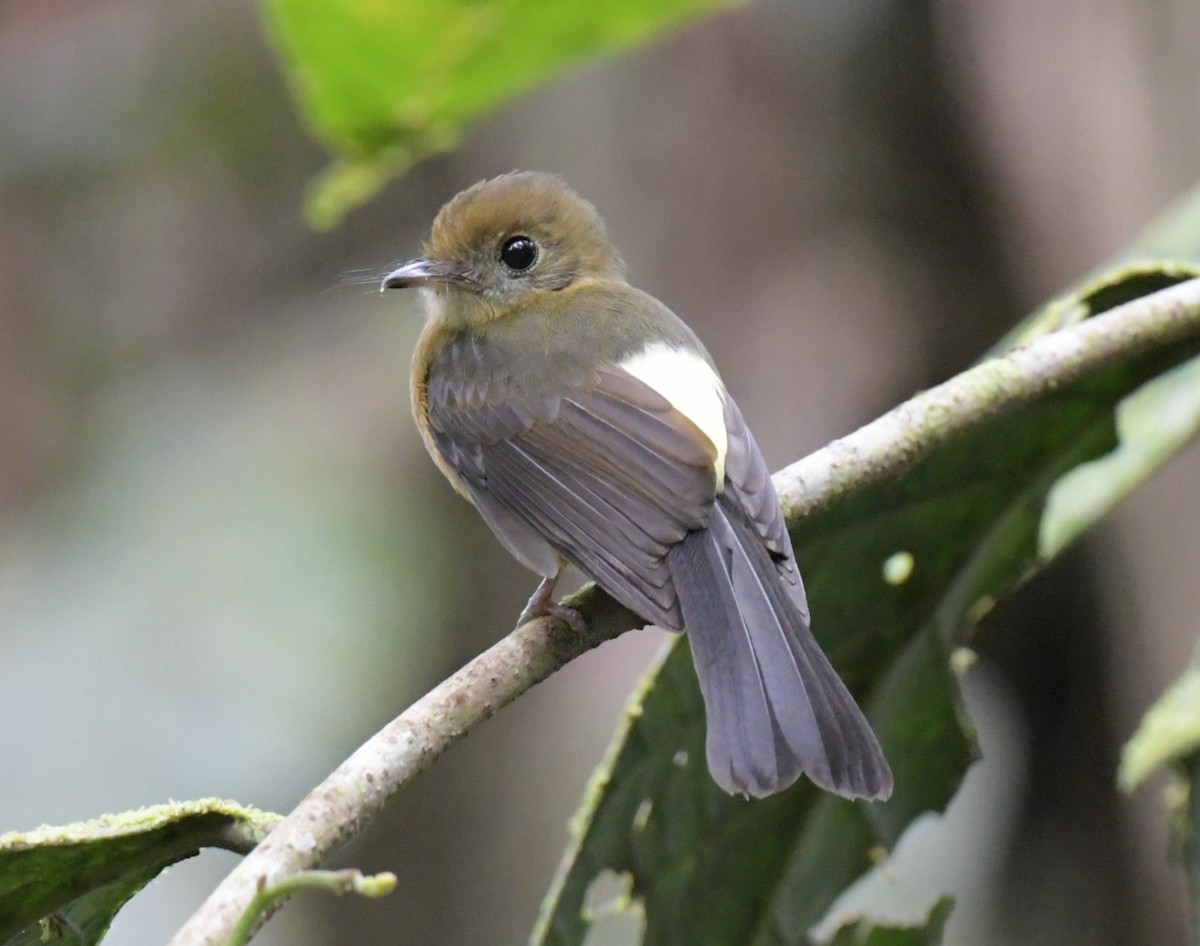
[426,363,721,630]
[720,396,809,623]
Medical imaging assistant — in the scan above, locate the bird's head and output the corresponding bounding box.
[381,171,625,328]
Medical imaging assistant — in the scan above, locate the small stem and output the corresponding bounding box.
[226,870,396,946]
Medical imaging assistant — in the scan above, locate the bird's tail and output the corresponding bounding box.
[669,493,893,799]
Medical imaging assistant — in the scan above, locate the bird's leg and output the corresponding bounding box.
[518,562,587,639]
[518,573,559,625]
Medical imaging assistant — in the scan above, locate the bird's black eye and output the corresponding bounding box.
[499,235,538,272]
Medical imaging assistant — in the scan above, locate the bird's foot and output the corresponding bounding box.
[545,603,587,640]
[518,574,587,640]
[517,574,559,625]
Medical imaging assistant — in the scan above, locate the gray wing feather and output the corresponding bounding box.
[427,362,719,631]
[721,395,789,551]
[721,396,809,623]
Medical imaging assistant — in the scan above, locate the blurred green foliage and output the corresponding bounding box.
[827,898,953,946]
[259,0,743,227]
[1120,653,1200,793]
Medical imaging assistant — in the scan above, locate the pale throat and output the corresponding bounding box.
[420,286,500,330]
[618,342,729,485]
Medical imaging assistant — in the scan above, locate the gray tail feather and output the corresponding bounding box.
[669,494,893,800]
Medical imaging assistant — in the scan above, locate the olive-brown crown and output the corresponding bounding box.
[424,171,625,296]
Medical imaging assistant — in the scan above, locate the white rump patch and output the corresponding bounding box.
[619,342,728,483]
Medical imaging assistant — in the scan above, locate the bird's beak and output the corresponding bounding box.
[380,258,477,292]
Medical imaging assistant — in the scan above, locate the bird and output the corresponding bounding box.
[380,171,892,800]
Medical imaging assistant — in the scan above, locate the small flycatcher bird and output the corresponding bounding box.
[381,171,892,800]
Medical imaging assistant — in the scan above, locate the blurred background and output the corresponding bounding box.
[2,0,1199,943]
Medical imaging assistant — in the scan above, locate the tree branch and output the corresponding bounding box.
[168,276,1200,946]
[776,276,1200,519]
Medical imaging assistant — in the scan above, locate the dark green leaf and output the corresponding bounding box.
[0,799,279,945]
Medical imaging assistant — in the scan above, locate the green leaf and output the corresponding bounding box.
[259,0,742,228]
[1119,653,1200,793]
[826,897,953,946]
[0,799,280,945]
[533,195,1200,943]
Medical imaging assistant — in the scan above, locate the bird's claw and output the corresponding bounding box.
[545,603,587,639]
[518,573,588,643]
